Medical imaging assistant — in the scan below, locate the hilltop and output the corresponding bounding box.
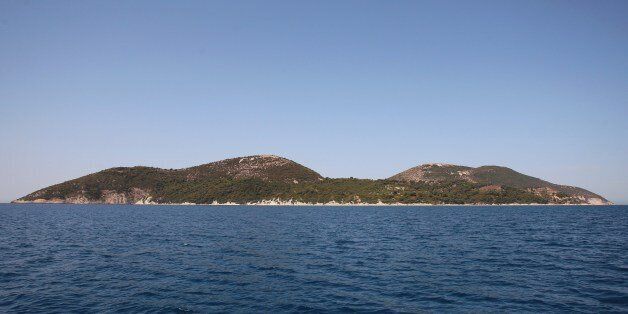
[14,155,611,205]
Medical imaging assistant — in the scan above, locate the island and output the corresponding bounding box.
[13,155,611,205]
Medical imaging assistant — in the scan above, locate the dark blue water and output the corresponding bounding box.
[1,204,626,313]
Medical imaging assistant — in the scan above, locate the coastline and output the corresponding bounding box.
[9,199,613,206]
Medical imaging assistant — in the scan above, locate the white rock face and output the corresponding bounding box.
[135,197,157,205]
[587,198,610,205]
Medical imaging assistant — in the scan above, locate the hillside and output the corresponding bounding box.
[389,163,609,205]
[185,155,322,183]
[14,155,611,205]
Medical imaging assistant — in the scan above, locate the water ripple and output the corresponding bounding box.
[0,204,626,312]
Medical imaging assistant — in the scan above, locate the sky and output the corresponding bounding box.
[0,0,627,203]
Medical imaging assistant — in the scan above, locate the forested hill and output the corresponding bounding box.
[389,163,607,203]
[14,155,611,205]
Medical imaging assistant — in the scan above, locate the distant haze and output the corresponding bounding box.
[1,1,627,204]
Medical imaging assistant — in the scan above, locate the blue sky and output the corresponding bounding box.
[1,0,627,203]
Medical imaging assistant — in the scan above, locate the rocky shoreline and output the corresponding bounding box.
[12,198,612,206]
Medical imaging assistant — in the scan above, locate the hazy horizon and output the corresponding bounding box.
[1,1,627,204]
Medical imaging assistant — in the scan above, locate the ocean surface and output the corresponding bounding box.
[0,204,626,313]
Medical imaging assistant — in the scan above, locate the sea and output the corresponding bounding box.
[1,204,626,313]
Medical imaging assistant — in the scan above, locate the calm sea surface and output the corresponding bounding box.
[1,204,626,313]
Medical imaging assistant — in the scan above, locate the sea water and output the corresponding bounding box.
[1,204,626,312]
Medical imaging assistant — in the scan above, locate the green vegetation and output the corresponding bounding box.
[16,155,607,205]
[22,171,547,205]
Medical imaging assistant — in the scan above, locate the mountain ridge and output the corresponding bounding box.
[14,155,611,205]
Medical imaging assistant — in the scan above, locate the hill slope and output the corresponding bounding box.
[15,155,323,204]
[389,163,609,205]
[14,156,611,205]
